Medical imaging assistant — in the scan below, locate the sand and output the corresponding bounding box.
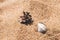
[0,0,60,40]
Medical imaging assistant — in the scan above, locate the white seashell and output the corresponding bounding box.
[38,22,47,34]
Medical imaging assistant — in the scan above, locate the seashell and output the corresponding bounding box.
[38,22,47,34]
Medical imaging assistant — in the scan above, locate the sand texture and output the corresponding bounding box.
[0,0,60,40]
